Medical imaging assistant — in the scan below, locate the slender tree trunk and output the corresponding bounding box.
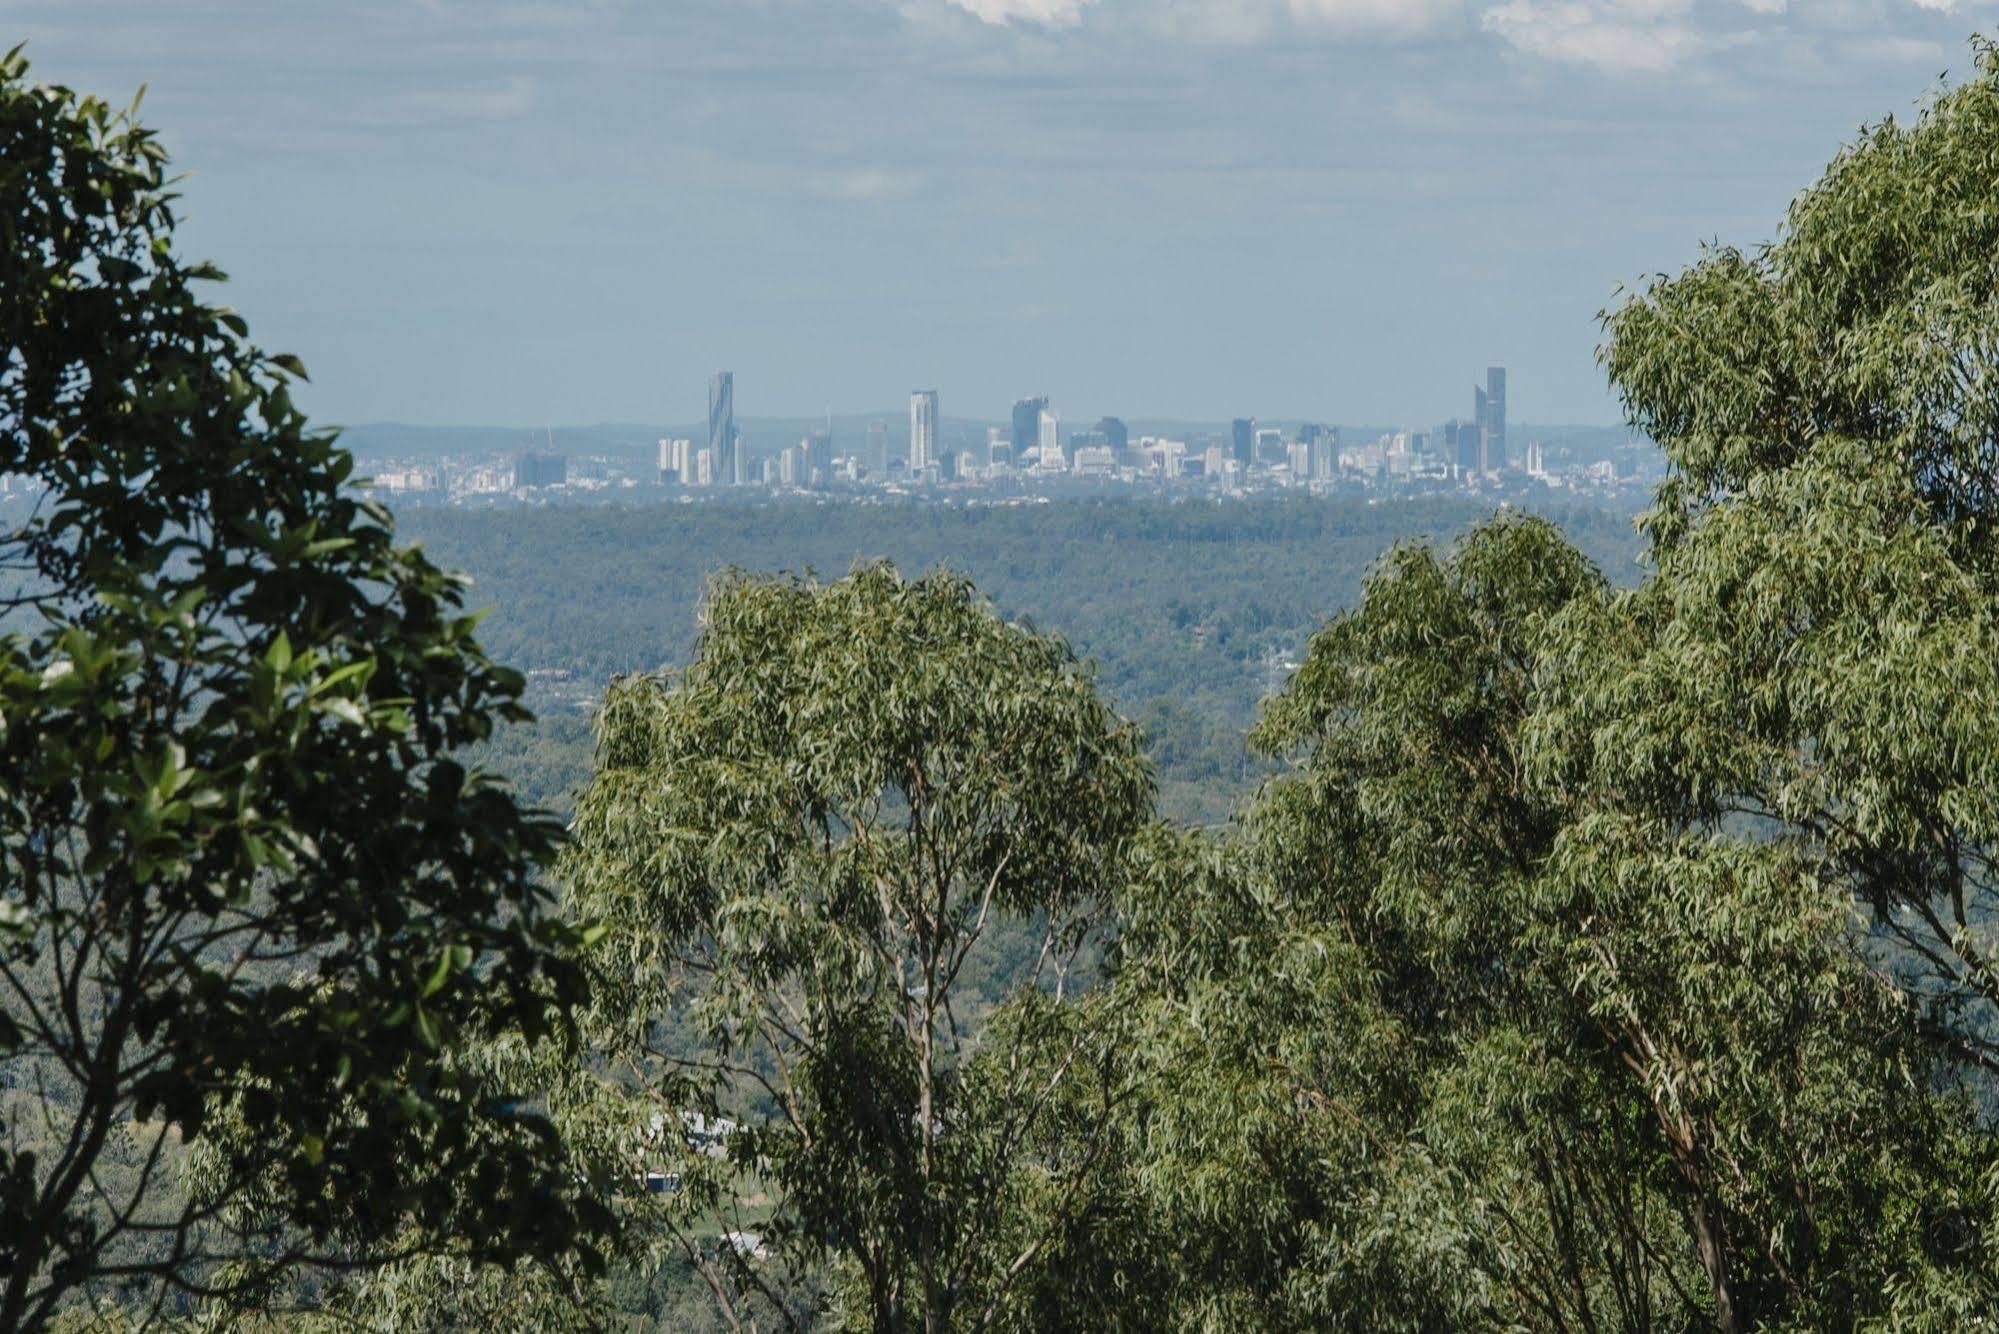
[919,1002,939,1334]
[1674,1156,1739,1333]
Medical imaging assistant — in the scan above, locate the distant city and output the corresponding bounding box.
[353,365,1662,509]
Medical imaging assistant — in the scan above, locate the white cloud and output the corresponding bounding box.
[1481,0,1718,72]
[938,0,1975,75]
[940,0,1464,36]
[1283,0,1465,35]
[943,0,1096,25]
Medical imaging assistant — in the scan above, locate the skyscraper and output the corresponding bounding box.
[806,427,831,481]
[1446,419,1480,476]
[866,420,889,478]
[513,451,566,489]
[1096,417,1129,455]
[1300,423,1339,481]
[1231,418,1255,468]
[1011,396,1048,460]
[708,371,738,486]
[1482,366,1507,473]
[658,437,692,484]
[910,390,940,476]
[1474,387,1488,471]
[1038,408,1060,459]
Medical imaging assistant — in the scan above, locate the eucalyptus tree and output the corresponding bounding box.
[565,565,1154,1332]
[0,52,598,1326]
[1587,35,1999,1098]
[1101,513,1991,1331]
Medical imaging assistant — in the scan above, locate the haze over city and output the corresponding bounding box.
[10,0,1986,428]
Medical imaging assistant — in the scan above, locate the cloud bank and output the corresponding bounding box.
[936,0,1971,75]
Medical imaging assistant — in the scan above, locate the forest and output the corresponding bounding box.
[10,33,1999,1334]
[410,495,1646,823]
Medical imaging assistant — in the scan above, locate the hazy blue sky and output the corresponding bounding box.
[13,1,1993,427]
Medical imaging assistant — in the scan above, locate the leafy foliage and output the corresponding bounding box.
[564,566,1155,1332]
[0,50,597,1327]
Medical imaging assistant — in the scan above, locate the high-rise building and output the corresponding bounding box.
[1038,408,1060,455]
[1011,396,1049,459]
[1096,417,1129,455]
[658,437,692,484]
[805,428,832,482]
[867,420,889,478]
[514,451,566,489]
[910,390,940,476]
[1231,418,1255,468]
[1445,418,1480,477]
[987,426,1011,470]
[1481,367,1507,473]
[708,372,738,486]
[1299,423,1340,481]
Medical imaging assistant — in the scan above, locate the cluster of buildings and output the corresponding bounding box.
[354,365,1652,507]
[648,367,1544,493]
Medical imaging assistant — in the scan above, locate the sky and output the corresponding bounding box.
[11,0,1994,428]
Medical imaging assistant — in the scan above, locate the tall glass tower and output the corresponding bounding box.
[910,390,940,476]
[709,371,737,485]
[1483,366,1507,472]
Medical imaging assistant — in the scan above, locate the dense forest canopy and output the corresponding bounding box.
[409,496,1645,822]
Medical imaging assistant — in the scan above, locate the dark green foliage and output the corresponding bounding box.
[0,51,598,1326]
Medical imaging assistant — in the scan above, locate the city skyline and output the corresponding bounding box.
[638,363,1532,456]
[553,360,1560,492]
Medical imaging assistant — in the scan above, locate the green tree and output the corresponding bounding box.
[0,51,597,1326]
[1095,39,1999,1329]
[1595,34,1999,1095]
[1104,515,1992,1330]
[565,565,1155,1332]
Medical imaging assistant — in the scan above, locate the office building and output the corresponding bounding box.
[1445,419,1480,477]
[658,437,692,485]
[910,390,940,476]
[1231,418,1255,468]
[709,372,738,486]
[1299,423,1339,482]
[867,420,889,477]
[1073,445,1116,476]
[1483,366,1507,472]
[514,452,566,489]
[805,427,831,482]
[1096,417,1129,455]
[987,426,1011,470]
[1011,396,1049,459]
